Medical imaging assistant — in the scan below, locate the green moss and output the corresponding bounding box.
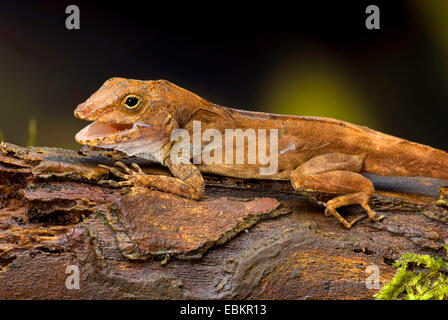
[376,246,448,300]
[94,210,104,218]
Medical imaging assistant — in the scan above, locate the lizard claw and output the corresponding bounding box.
[98,161,144,188]
[114,161,133,174]
[130,162,144,174]
[98,164,129,179]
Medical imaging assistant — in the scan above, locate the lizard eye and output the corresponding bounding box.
[123,95,142,110]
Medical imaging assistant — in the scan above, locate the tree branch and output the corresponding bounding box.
[0,142,447,299]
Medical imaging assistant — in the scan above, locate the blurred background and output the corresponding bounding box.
[0,0,447,150]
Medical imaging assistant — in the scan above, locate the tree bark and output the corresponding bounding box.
[0,142,446,299]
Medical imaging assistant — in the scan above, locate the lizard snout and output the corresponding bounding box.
[74,102,95,120]
[73,108,81,119]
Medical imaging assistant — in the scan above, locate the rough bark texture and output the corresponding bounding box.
[0,142,447,299]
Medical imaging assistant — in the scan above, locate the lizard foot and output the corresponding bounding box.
[360,202,384,222]
[324,200,384,229]
[98,162,145,188]
[324,206,366,229]
[98,161,203,199]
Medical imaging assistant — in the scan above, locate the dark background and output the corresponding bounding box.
[0,1,447,150]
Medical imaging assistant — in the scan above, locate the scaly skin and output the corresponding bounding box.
[74,77,448,228]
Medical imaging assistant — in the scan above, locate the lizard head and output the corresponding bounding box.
[74,77,181,161]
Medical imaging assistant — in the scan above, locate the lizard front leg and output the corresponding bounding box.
[290,153,384,228]
[99,159,204,200]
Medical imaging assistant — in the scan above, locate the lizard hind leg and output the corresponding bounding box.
[290,153,384,229]
[324,185,384,228]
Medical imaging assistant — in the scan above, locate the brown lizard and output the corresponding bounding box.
[74,77,448,228]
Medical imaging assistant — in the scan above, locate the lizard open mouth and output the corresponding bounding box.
[75,121,135,142]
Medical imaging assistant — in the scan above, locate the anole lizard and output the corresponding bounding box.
[74,77,448,228]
